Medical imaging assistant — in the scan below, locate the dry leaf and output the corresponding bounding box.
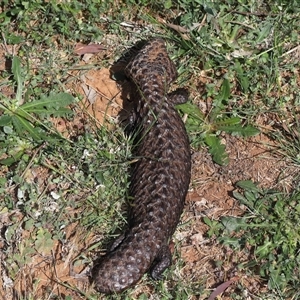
[208,277,239,300]
[156,16,190,40]
[74,43,106,55]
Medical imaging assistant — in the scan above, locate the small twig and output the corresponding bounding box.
[36,176,52,202]
[1,32,9,54]
[1,32,17,55]
[224,20,255,30]
[281,44,300,57]
[20,142,48,179]
[230,10,278,17]
[69,260,90,280]
[7,142,48,193]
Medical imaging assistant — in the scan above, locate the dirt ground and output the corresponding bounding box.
[0,45,298,299]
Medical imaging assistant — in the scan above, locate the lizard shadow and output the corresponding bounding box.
[109,39,148,133]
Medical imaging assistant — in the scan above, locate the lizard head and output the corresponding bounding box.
[125,38,177,87]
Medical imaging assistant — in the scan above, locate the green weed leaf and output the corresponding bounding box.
[257,23,272,43]
[268,267,288,290]
[255,241,273,259]
[176,102,204,120]
[0,151,24,166]
[3,126,13,134]
[215,117,241,126]
[221,216,245,232]
[244,190,258,203]
[7,34,24,44]
[164,0,172,9]
[235,61,249,92]
[203,216,223,237]
[24,219,35,230]
[236,180,259,192]
[235,125,260,137]
[232,190,248,203]
[219,236,241,249]
[20,92,75,116]
[0,115,12,126]
[205,134,229,165]
[203,216,212,226]
[232,191,256,210]
[35,228,54,254]
[215,118,260,137]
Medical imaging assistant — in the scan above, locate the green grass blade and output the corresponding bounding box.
[205,134,229,165]
[12,56,23,105]
[210,79,231,121]
[0,150,24,166]
[235,61,249,92]
[219,78,230,101]
[12,115,41,141]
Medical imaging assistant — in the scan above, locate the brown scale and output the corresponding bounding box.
[92,38,191,294]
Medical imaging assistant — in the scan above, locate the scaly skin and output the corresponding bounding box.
[92,38,191,294]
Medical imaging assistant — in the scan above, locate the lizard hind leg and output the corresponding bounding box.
[168,88,189,105]
[150,245,172,280]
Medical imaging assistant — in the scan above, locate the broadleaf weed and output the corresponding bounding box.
[177,78,259,165]
[0,55,75,165]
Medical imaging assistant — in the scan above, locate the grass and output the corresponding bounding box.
[0,0,300,299]
[205,180,300,298]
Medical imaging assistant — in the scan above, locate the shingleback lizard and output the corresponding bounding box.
[92,38,191,294]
